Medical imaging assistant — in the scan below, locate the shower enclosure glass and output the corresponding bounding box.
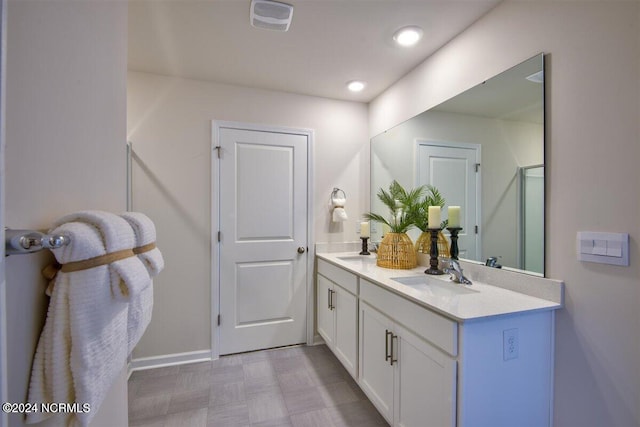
[519,165,544,274]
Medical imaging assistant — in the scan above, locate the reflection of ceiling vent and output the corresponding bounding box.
[250,0,294,32]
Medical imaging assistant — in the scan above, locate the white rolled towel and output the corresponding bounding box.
[331,197,348,222]
[51,210,151,300]
[120,212,164,276]
[120,212,164,353]
[27,221,131,426]
[332,207,348,222]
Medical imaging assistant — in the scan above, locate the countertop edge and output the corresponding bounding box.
[316,252,563,323]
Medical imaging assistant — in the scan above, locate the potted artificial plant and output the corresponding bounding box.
[365,180,424,269]
[407,185,450,259]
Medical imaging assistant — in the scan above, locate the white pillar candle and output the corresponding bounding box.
[448,206,461,228]
[428,206,441,229]
[393,199,402,225]
[360,221,370,238]
[395,208,403,224]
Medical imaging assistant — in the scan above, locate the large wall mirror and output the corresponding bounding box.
[371,53,545,276]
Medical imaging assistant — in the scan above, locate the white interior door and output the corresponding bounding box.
[218,126,308,355]
[417,141,480,260]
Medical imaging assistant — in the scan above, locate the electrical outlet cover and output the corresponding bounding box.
[503,328,519,361]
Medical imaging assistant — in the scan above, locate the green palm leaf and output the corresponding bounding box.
[365,180,426,233]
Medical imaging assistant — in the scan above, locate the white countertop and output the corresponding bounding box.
[317,252,563,322]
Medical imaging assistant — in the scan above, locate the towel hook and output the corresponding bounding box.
[330,188,346,205]
[5,228,70,256]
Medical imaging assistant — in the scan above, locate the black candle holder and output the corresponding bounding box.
[425,228,444,275]
[446,227,462,260]
[359,237,370,255]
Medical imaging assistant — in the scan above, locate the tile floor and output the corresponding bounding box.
[128,344,388,427]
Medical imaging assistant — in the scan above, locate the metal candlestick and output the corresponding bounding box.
[359,237,370,255]
[446,227,462,260]
[425,228,444,275]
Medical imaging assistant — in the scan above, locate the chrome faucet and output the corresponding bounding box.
[443,259,472,285]
[485,257,502,269]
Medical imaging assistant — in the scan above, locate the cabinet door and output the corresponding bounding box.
[317,275,334,348]
[333,285,358,378]
[359,302,394,424]
[395,324,457,427]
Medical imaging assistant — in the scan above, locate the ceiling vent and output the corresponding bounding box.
[250,0,294,32]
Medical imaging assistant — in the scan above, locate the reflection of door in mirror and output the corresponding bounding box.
[519,165,544,274]
[416,140,480,260]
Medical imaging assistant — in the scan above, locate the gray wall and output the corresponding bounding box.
[5,1,128,425]
[370,2,640,426]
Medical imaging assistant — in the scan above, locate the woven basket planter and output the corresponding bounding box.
[376,232,417,269]
[415,231,450,258]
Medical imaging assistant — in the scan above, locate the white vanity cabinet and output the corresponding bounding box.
[359,279,457,427]
[317,259,358,378]
[315,253,560,427]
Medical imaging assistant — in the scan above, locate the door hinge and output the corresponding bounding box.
[217,231,221,242]
[475,225,479,234]
[215,146,221,159]
[475,163,481,172]
[217,314,221,326]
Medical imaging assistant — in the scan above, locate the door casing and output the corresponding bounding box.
[211,121,314,359]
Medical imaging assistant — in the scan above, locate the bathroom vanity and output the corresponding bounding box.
[316,252,563,427]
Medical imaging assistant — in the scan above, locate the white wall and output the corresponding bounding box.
[370,2,640,426]
[127,72,369,358]
[5,1,128,426]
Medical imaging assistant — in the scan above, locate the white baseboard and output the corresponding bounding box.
[128,349,212,376]
[312,334,325,346]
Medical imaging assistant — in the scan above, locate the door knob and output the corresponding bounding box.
[297,246,306,254]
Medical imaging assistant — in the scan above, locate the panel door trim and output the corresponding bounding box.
[211,120,314,360]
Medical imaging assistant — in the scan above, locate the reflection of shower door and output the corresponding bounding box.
[519,165,544,274]
[416,140,480,260]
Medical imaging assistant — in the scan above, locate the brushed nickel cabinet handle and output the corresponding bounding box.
[390,333,398,366]
[385,329,392,362]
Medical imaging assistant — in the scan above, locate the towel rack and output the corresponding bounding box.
[330,187,346,204]
[5,228,70,256]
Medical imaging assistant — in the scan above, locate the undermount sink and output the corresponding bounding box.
[337,255,377,266]
[391,275,478,296]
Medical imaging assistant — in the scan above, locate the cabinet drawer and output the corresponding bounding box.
[317,259,358,294]
[360,279,458,356]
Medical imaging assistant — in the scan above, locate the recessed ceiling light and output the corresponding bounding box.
[347,81,366,92]
[393,26,423,47]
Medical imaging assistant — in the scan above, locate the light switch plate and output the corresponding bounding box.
[592,239,607,256]
[577,232,629,266]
